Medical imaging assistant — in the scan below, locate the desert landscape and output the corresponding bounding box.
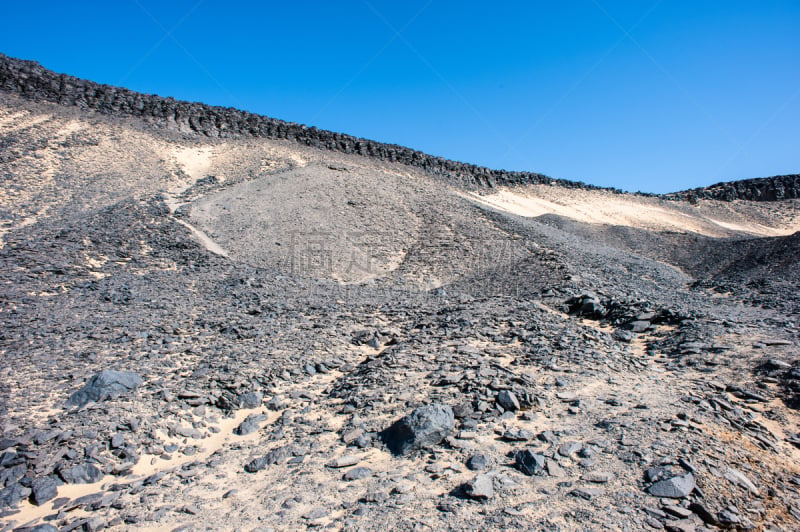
[0,53,799,531]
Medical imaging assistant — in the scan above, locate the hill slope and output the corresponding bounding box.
[0,55,799,531]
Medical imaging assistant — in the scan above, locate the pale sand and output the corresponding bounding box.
[464,186,800,238]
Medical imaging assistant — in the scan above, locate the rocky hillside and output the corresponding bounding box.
[2,52,797,200]
[0,54,798,531]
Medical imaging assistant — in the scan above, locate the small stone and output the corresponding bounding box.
[0,482,31,508]
[662,505,693,519]
[664,519,696,532]
[342,428,364,445]
[28,525,58,532]
[570,487,602,500]
[464,474,494,500]
[303,507,327,520]
[327,455,361,468]
[502,428,534,441]
[244,446,291,473]
[514,449,545,476]
[717,509,741,526]
[723,467,759,494]
[362,490,388,503]
[343,467,373,481]
[466,454,489,471]
[546,459,565,478]
[558,441,581,457]
[582,471,614,483]
[648,473,696,498]
[497,391,520,412]
[67,370,142,407]
[237,391,263,409]
[234,414,267,436]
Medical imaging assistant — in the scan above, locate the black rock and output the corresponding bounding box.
[59,463,103,484]
[28,525,58,532]
[0,482,31,508]
[31,476,58,505]
[234,414,267,436]
[648,473,696,498]
[381,404,454,456]
[514,449,546,476]
[343,467,373,481]
[244,446,291,473]
[67,370,142,407]
[237,391,263,409]
[496,390,520,412]
[466,454,489,471]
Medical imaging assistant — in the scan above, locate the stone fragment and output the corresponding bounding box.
[31,476,59,505]
[466,454,489,471]
[234,414,267,436]
[464,474,494,500]
[514,449,545,476]
[59,463,103,484]
[496,390,520,412]
[0,482,31,508]
[67,370,142,407]
[648,473,696,498]
[244,446,291,473]
[343,467,373,481]
[381,404,454,456]
[237,391,263,409]
[582,471,614,483]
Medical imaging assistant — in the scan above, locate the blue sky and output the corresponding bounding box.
[2,1,798,193]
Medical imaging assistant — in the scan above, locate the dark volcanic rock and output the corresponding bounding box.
[31,476,59,505]
[0,482,31,508]
[237,391,263,409]
[381,404,454,456]
[59,463,103,484]
[496,390,520,412]
[234,414,267,436]
[514,449,546,476]
[67,370,142,407]
[244,446,291,473]
[343,467,373,481]
[648,473,696,498]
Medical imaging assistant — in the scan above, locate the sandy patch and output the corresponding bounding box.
[174,219,228,257]
[464,186,799,238]
[172,146,215,183]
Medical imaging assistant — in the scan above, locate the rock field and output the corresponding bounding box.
[0,55,799,531]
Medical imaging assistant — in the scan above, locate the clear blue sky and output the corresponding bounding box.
[2,1,798,193]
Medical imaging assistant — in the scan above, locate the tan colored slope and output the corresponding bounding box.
[464,186,800,238]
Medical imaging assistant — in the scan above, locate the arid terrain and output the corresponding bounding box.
[1,54,799,531]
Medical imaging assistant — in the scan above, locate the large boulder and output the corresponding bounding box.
[67,370,142,407]
[381,404,454,456]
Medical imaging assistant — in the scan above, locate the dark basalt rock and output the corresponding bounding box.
[648,473,696,499]
[67,370,142,407]
[381,404,454,456]
[58,463,103,484]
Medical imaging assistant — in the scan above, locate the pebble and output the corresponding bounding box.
[343,467,373,481]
